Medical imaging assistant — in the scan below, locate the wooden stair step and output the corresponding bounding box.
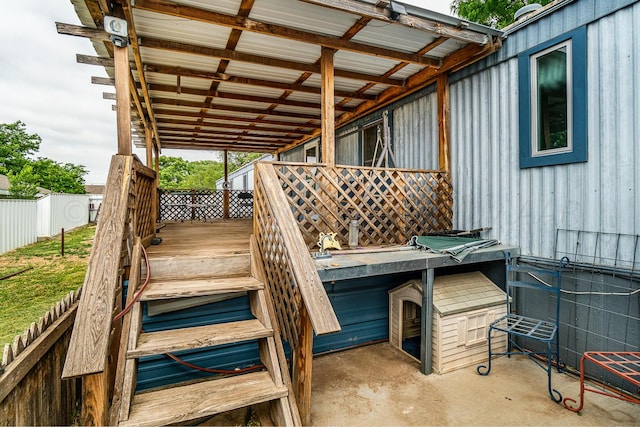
[119,371,288,427]
[128,319,272,358]
[141,276,263,301]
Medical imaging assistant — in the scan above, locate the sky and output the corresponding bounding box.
[0,0,455,184]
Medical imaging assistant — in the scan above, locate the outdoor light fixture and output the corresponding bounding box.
[389,1,407,20]
[104,16,129,47]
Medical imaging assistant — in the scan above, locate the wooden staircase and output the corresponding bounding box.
[110,237,300,426]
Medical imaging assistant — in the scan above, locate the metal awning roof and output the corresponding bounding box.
[63,0,502,154]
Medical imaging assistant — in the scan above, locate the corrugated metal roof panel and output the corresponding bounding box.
[133,9,232,49]
[235,31,321,64]
[334,50,401,75]
[249,0,358,37]
[223,61,308,83]
[217,81,286,98]
[352,21,438,54]
[139,47,220,72]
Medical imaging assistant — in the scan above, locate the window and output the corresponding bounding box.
[458,313,488,347]
[362,120,381,167]
[518,27,587,168]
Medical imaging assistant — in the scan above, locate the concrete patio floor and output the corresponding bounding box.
[310,343,639,426]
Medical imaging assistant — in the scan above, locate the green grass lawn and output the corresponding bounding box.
[0,225,95,346]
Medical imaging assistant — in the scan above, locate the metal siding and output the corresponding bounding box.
[0,200,38,254]
[44,194,90,237]
[449,2,640,258]
[336,126,359,165]
[393,92,439,170]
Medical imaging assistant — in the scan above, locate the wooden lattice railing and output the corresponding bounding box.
[62,155,155,425]
[158,189,253,221]
[271,162,453,249]
[254,163,341,346]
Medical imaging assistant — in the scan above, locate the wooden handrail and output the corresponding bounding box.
[62,155,156,379]
[63,155,133,379]
[254,163,340,336]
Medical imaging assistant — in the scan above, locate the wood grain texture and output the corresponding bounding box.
[129,319,272,358]
[321,47,335,167]
[63,155,133,379]
[120,371,287,427]
[142,276,262,300]
[115,47,131,155]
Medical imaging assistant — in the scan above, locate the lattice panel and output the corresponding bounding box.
[254,175,302,349]
[273,163,453,249]
[159,190,224,221]
[132,166,155,242]
[229,190,254,218]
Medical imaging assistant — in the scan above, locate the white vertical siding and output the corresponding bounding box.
[38,194,89,238]
[393,92,439,170]
[449,3,640,258]
[0,200,38,253]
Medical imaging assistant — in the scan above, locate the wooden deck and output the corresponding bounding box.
[147,219,253,258]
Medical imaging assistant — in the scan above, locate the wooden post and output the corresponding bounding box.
[144,126,152,168]
[293,306,313,426]
[437,74,450,173]
[223,150,230,219]
[420,268,434,375]
[114,45,131,156]
[321,47,335,167]
[82,371,109,426]
[154,144,160,227]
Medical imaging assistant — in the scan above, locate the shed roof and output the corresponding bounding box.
[63,0,502,154]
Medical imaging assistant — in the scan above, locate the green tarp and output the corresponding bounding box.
[408,235,500,263]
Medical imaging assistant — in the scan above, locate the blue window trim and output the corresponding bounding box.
[518,26,588,168]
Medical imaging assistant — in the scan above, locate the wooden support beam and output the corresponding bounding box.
[92,76,115,86]
[299,0,492,45]
[151,97,319,120]
[159,133,291,145]
[133,0,440,67]
[223,150,230,219]
[114,46,132,155]
[82,372,109,426]
[77,54,114,68]
[157,127,297,141]
[321,47,335,167]
[138,37,404,87]
[147,83,354,112]
[155,108,320,129]
[144,63,376,100]
[293,306,313,426]
[161,142,275,152]
[56,22,109,39]
[437,74,450,172]
[102,92,116,100]
[155,118,309,136]
[145,126,153,168]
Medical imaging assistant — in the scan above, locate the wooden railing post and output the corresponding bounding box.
[293,306,313,426]
[82,372,109,426]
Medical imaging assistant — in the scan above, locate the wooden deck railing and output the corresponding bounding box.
[158,189,254,221]
[0,288,82,425]
[61,155,155,425]
[254,162,341,425]
[272,162,453,249]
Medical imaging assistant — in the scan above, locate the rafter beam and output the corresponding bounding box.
[138,37,404,87]
[147,83,355,112]
[150,95,320,120]
[160,130,295,143]
[299,0,491,45]
[133,0,440,67]
[144,63,376,100]
[157,127,297,141]
[152,105,319,129]
[155,118,312,136]
[160,141,277,152]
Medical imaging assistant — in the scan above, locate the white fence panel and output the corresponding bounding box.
[37,194,90,238]
[0,200,38,253]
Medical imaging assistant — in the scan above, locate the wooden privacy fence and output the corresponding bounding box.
[271,162,453,249]
[0,288,82,426]
[62,155,155,425]
[158,189,254,221]
[253,162,341,425]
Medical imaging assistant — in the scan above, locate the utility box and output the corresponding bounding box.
[389,271,507,374]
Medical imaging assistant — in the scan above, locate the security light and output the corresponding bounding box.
[389,1,407,20]
[104,16,129,47]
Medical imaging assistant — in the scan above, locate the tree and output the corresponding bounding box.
[181,161,224,190]
[226,152,262,171]
[0,121,41,175]
[158,156,193,188]
[8,165,39,199]
[0,121,87,197]
[451,0,554,29]
[31,158,87,194]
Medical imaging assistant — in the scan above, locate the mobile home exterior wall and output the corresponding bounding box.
[449,0,640,258]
